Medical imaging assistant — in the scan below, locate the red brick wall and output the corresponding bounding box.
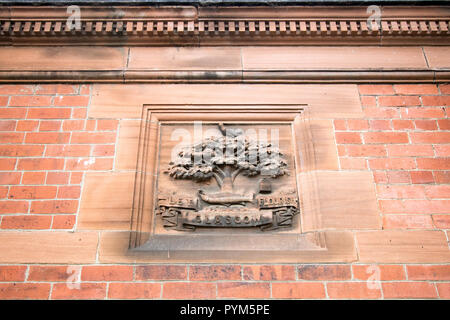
[0,83,449,299]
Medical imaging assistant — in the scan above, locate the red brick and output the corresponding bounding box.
[336,146,346,156]
[0,145,44,157]
[25,132,70,144]
[45,144,91,157]
[0,186,7,198]
[386,171,410,184]
[0,201,29,213]
[52,214,76,229]
[9,186,56,199]
[29,265,78,282]
[432,215,450,228]
[35,84,78,95]
[71,132,116,144]
[364,107,399,119]
[392,120,414,130]
[424,185,450,199]
[387,145,434,157]
[72,108,87,119]
[0,158,16,170]
[437,283,450,299]
[364,132,409,144]
[333,119,346,130]
[440,84,450,94]
[30,200,78,214]
[376,185,424,199]
[85,120,96,131]
[62,120,85,131]
[359,85,394,95]
[190,265,241,281]
[407,265,450,280]
[46,172,70,185]
[80,85,90,95]
[217,282,270,299]
[327,282,382,299]
[373,171,388,184]
[92,145,115,156]
[272,283,325,299]
[243,265,295,281]
[382,282,437,299]
[53,96,89,107]
[163,283,216,299]
[410,171,434,184]
[0,84,33,95]
[9,96,52,107]
[0,96,8,106]
[417,158,450,170]
[379,96,420,107]
[437,119,450,130]
[414,120,438,130]
[335,132,362,144]
[0,108,27,119]
[401,107,445,118]
[109,283,161,299]
[18,158,64,170]
[65,158,113,171]
[0,120,16,131]
[382,214,434,229]
[369,120,391,130]
[52,283,106,300]
[410,132,450,144]
[39,120,62,131]
[22,172,46,185]
[70,172,84,184]
[346,145,386,157]
[1,215,52,229]
[394,84,439,95]
[81,266,133,281]
[57,186,81,199]
[435,144,450,157]
[0,172,21,185]
[352,265,405,281]
[297,265,351,280]
[339,158,367,170]
[0,132,24,143]
[0,266,26,282]
[421,96,450,107]
[16,120,38,131]
[135,265,187,280]
[434,171,450,184]
[0,283,50,299]
[347,119,369,130]
[27,108,71,119]
[369,158,416,170]
[380,199,450,214]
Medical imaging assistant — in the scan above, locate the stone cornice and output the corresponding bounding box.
[0,46,448,83]
[0,5,449,45]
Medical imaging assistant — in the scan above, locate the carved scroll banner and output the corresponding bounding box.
[157,193,299,231]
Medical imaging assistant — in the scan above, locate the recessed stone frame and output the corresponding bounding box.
[127,104,353,262]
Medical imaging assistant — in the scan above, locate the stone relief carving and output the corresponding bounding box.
[156,123,299,231]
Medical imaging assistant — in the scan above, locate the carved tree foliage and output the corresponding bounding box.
[166,124,288,192]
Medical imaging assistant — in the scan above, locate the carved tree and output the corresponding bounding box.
[166,124,288,195]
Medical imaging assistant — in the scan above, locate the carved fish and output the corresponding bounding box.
[198,190,254,204]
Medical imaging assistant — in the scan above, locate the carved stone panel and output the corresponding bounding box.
[129,105,328,261]
[157,122,299,233]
